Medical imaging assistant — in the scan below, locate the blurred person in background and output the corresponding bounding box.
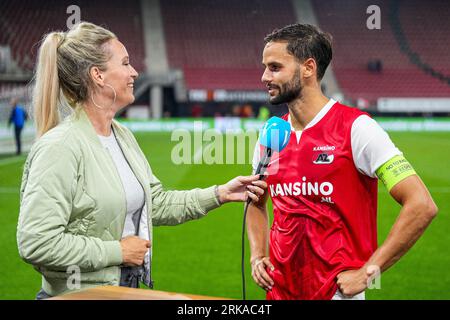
[8,97,27,155]
[240,104,254,118]
[190,103,203,117]
[16,22,266,300]
[257,105,270,121]
[232,104,242,117]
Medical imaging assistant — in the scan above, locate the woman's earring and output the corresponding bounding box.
[91,84,117,109]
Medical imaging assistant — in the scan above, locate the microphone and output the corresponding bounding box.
[241,116,291,300]
[253,116,292,181]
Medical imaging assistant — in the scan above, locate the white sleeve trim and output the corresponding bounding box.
[351,115,402,178]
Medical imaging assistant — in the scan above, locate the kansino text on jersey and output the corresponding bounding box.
[269,179,334,197]
[313,145,336,151]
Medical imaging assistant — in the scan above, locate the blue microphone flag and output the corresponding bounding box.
[259,116,291,152]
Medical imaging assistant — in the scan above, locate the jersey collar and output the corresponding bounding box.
[288,98,337,132]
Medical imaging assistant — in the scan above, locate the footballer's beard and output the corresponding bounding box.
[268,69,302,105]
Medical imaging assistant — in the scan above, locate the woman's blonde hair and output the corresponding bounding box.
[32,22,116,137]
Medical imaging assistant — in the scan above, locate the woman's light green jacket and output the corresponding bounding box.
[17,109,220,296]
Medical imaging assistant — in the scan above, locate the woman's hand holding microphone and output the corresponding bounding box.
[119,174,267,266]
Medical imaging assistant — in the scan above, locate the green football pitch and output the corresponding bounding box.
[0,131,448,300]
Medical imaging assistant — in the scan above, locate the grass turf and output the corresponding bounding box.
[0,131,448,299]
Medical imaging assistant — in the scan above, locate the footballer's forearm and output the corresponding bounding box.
[365,202,435,273]
[246,202,270,263]
[365,176,438,273]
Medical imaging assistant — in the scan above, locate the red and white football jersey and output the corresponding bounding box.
[255,100,398,300]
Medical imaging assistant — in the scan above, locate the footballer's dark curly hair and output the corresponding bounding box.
[264,24,333,80]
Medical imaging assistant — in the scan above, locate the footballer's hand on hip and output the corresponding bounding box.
[336,267,372,297]
[217,175,267,204]
[251,256,275,291]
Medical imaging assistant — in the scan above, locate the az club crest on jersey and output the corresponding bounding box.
[313,153,334,164]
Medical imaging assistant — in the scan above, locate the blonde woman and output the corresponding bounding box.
[17,22,266,299]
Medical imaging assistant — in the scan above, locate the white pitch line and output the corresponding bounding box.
[0,187,20,194]
[0,156,26,167]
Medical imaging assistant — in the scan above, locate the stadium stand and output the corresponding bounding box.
[393,0,450,87]
[312,0,450,102]
[0,82,27,98]
[0,0,146,72]
[1,0,449,105]
[160,0,297,90]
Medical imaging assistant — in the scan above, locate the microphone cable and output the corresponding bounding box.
[241,148,272,300]
[241,200,250,300]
